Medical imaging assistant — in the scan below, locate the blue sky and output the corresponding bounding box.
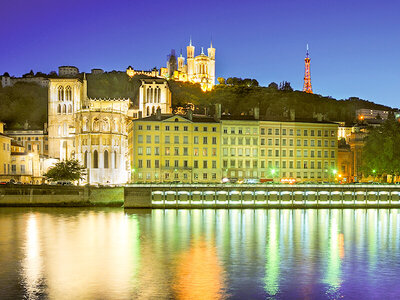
[1,0,399,108]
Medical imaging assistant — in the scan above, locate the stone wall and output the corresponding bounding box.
[0,185,124,207]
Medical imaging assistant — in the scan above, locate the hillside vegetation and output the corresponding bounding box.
[0,72,392,129]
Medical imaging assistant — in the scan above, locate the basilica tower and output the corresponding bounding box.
[186,38,195,78]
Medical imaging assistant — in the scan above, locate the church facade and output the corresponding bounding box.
[47,75,172,185]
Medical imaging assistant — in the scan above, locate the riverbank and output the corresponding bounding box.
[2,184,400,208]
[0,185,124,207]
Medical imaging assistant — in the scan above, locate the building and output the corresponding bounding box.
[126,66,160,78]
[47,75,132,184]
[338,146,354,183]
[0,122,12,178]
[221,117,260,182]
[133,79,172,118]
[129,109,221,183]
[5,125,48,156]
[128,108,339,184]
[160,39,216,91]
[58,66,79,77]
[1,72,48,87]
[356,108,389,120]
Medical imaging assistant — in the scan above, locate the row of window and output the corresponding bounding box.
[222,159,336,169]
[137,159,218,169]
[138,135,218,145]
[57,86,73,101]
[137,146,217,156]
[136,172,218,181]
[83,150,118,169]
[16,136,47,141]
[137,125,218,132]
[223,148,336,158]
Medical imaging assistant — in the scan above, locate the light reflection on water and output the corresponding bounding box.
[0,208,399,299]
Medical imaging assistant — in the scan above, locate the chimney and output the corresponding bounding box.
[214,103,221,121]
[156,107,162,120]
[254,107,260,120]
[290,109,295,121]
[186,109,193,121]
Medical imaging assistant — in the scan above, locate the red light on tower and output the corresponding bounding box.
[303,44,313,93]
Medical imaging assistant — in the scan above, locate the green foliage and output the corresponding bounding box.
[0,82,47,129]
[225,77,259,87]
[361,119,400,178]
[44,159,86,182]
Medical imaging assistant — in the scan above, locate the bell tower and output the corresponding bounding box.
[186,37,195,78]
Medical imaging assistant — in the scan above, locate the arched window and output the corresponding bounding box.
[93,150,98,168]
[103,119,110,131]
[152,107,155,115]
[57,104,61,114]
[84,151,88,168]
[83,118,88,131]
[157,88,161,103]
[114,151,117,169]
[147,88,151,103]
[68,104,72,114]
[93,119,100,132]
[65,86,72,101]
[104,150,109,168]
[146,106,150,116]
[58,86,64,101]
[113,119,118,132]
[62,104,66,114]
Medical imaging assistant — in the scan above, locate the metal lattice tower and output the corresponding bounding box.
[303,44,313,93]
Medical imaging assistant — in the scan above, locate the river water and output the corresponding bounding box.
[0,208,399,299]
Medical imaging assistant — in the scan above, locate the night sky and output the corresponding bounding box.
[1,0,399,108]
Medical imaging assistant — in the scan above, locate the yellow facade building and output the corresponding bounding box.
[129,111,338,184]
[259,120,338,182]
[129,110,221,183]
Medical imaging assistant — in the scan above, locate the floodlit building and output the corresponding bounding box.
[128,107,339,184]
[0,122,12,178]
[160,39,216,91]
[129,109,221,183]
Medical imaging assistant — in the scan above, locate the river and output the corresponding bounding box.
[0,208,399,299]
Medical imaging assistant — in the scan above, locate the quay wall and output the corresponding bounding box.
[0,185,124,207]
[124,184,400,209]
[2,184,400,208]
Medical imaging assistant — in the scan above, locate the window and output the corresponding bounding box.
[84,151,88,168]
[174,147,179,155]
[212,137,217,144]
[138,125,143,130]
[194,136,199,144]
[183,147,188,155]
[93,150,98,168]
[212,161,217,168]
[147,160,151,168]
[146,135,151,143]
[203,127,208,132]
[165,126,170,131]
[194,160,198,168]
[194,126,199,131]
[165,136,170,144]
[275,129,279,135]
[104,150,109,168]
[184,126,188,131]
[138,135,143,143]
[183,136,188,144]
[155,160,160,168]
[174,126,179,131]
[203,137,208,144]
[155,136,160,144]
[203,161,208,168]
[174,136,179,144]
[146,147,151,155]
[212,127,217,132]
[165,147,170,155]
[194,148,199,156]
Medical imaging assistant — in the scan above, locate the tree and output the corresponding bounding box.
[361,119,400,180]
[44,159,86,182]
[268,82,278,90]
[279,81,293,91]
[217,77,225,85]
